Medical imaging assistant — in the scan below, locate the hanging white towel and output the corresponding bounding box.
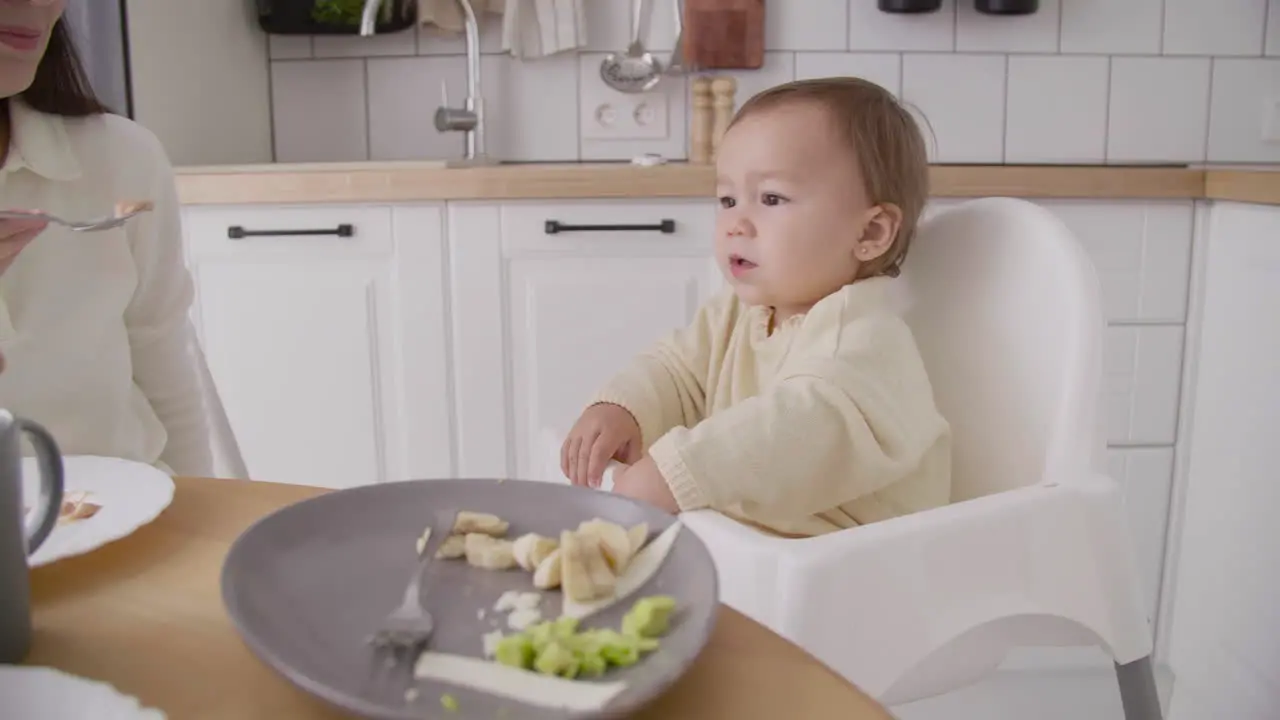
[500,0,588,59]
[416,0,587,59]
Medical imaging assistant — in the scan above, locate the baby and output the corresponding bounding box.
[560,77,952,537]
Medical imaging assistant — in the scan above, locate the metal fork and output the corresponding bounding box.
[367,507,456,654]
[0,207,152,232]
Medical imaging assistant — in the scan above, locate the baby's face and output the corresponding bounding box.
[714,101,879,321]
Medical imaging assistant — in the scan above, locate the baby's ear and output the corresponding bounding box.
[856,203,902,261]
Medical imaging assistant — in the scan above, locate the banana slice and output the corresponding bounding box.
[453,511,510,537]
[435,533,466,559]
[581,533,618,598]
[559,530,595,602]
[532,548,563,590]
[512,533,559,572]
[464,533,517,570]
[627,523,649,556]
[577,519,634,573]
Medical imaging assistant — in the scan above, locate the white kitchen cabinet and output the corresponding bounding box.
[447,200,720,479]
[182,204,453,488]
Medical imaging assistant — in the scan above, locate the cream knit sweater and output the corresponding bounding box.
[593,276,952,537]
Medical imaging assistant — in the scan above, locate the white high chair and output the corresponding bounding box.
[540,198,1162,719]
[192,338,249,480]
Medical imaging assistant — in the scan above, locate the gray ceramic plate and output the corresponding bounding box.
[220,479,719,719]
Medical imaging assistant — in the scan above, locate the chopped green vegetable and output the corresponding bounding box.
[621,595,677,638]
[488,596,676,679]
[440,693,459,711]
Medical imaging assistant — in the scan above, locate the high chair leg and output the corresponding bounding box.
[1115,655,1163,720]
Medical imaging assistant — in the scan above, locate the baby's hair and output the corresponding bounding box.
[728,77,930,278]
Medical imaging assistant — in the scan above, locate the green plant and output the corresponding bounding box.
[310,0,391,27]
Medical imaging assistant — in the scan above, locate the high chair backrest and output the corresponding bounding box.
[900,198,1106,502]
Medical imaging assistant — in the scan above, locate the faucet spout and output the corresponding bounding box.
[359,0,382,37]
[431,0,494,164]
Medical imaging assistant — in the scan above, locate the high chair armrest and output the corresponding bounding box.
[755,475,1152,700]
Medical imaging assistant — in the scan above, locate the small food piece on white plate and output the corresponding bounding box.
[453,511,509,537]
[512,533,558,571]
[464,533,517,570]
[434,534,466,559]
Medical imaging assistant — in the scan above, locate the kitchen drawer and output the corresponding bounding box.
[1105,325,1185,445]
[500,200,715,256]
[183,204,395,258]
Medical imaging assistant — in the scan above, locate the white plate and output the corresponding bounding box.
[21,455,175,567]
[0,666,166,718]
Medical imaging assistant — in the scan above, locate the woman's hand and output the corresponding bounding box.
[561,402,642,487]
[613,455,680,514]
[0,215,50,276]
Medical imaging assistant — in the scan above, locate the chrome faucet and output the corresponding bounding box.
[360,0,495,166]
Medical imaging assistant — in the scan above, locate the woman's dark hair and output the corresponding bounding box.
[7,19,110,117]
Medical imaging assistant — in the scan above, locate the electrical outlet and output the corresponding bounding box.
[580,72,670,141]
[1263,98,1280,144]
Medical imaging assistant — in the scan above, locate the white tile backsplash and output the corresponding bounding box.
[903,53,1007,163]
[1107,57,1211,163]
[1162,0,1268,57]
[1208,59,1280,162]
[956,0,1061,53]
[1059,0,1163,55]
[265,0,1276,165]
[1005,55,1108,164]
[270,60,368,163]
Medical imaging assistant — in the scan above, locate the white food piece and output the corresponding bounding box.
[453,511,510,537]
[531,548,563,590]
[477,608,486,620]
[435,534,466,560]
[414,652,627,712]
[511,533,559,571]
[577,519,634,572]
[464,533,517,570]
[627,522,649,555]
[562,521,683,620]
[481,629,504,658]
[507,607,542,631]
[404,687,419,702]
[493,590,541,613]
[414,527,432,556]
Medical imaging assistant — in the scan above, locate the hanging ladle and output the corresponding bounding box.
[600,0,663,93]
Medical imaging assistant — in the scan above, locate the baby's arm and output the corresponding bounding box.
[647,356,948,517]
[589,291,732,449]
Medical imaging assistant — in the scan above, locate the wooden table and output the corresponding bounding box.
[28,477,893,719]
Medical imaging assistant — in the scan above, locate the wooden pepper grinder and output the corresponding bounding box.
[690,77,713,165]
[710,77,737,161]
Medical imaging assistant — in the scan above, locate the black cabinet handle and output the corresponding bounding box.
[544,219,676,235]
[227,224,355,239]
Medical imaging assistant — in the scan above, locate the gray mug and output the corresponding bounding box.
[0,410,64,664]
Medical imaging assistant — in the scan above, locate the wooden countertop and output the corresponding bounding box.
[173,161,1280,206]
[27,476,893,720]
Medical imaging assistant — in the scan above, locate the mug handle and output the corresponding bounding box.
[19,418,64,555]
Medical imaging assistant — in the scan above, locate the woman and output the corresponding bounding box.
[0,1,211,476]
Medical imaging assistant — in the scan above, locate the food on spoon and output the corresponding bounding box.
[453,511,509,537]
[114,199,154,217]
[531,548,563,590]
[464,533,517,570]
[434,533,466,559]
[512,533,558,571]
[27,491,104,526]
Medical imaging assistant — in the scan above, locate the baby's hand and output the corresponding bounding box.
[561,403,641,488]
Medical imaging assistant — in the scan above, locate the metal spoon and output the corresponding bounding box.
[600,0,663,93]
[0,204,153,233]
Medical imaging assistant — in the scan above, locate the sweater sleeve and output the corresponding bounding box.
[648,354,949,518]
[590,291,734,449]
[124,135,213,477]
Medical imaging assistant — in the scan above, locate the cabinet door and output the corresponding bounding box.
[447,200,720,479]
[183,204,452,488]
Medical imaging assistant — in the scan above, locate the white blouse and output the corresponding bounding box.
[0,98,211,476]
